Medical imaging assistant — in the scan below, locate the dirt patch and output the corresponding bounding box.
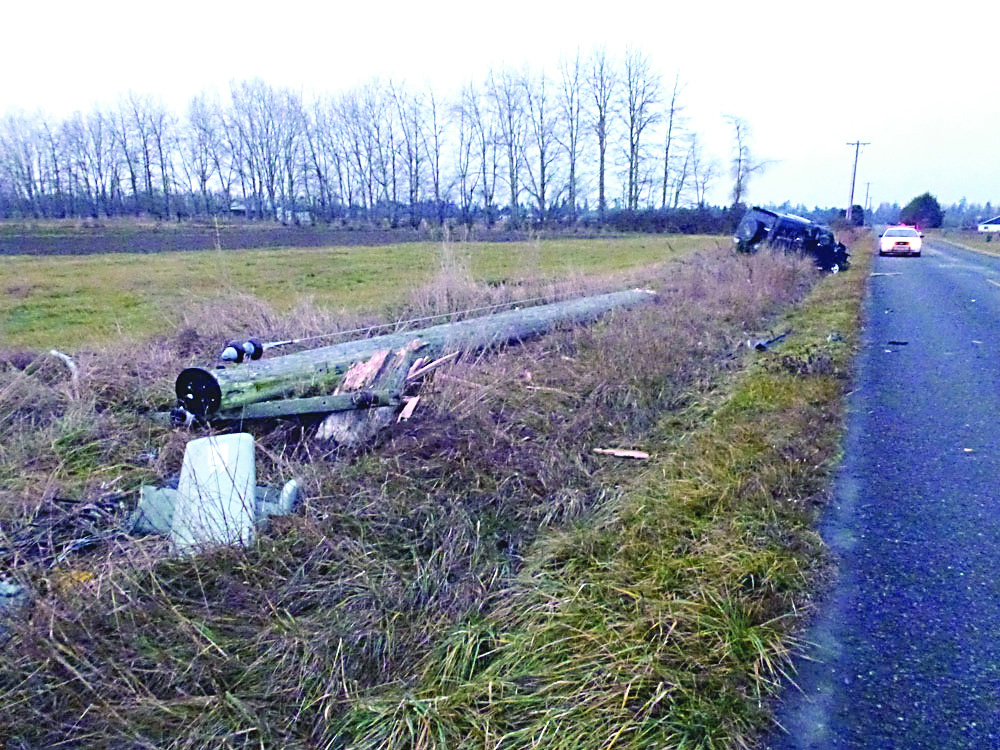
[0,225,614,256]
[4,284,38,298]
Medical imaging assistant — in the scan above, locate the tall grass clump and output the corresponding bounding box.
[0,242,865,748]
[335,244,869,749]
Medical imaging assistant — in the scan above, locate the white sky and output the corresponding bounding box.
[3,0,997,209]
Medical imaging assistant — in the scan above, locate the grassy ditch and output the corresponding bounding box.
[0,240,866,748]
[335,243,870,749]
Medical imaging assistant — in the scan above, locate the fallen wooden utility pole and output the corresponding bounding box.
[175,289,657,422]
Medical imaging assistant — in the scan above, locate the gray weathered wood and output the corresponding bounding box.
[176,289,656,419]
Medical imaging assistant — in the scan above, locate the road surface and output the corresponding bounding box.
[766,239,1000,749]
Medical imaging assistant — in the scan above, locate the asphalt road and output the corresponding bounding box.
[767,239,1000,749]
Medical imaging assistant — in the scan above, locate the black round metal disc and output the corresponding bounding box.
[175,368,222,418]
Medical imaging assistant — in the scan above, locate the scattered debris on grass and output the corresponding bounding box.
[748,329,793,352]
[0,243,857,749]
[593,448,650,459]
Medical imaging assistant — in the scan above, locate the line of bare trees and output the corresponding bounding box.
[0,47,760,226]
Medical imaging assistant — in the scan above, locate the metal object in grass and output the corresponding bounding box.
[747,329,794,352]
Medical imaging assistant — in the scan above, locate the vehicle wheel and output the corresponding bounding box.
[914,252,921,257]
[735,215,765,251]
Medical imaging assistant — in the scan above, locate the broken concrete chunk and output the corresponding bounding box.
[257,479,302,518]
[132,485,177,535]
[131,479,301,539]
[129,434,301,555]
[170,433,257,554]
[0,581,30,643]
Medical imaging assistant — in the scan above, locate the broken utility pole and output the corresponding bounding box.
[175,289,657,423]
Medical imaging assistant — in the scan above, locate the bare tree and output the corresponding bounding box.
[40,120,66,217]
[338,88,374,219]
[672,145,690,209]
[229,79,283,220]
[60,114,91,217]
[660,73,685,209]
[113,102,141,215]
[556,51,584,223]
[463,81,498,226]
[186,94,222,215]
[588,48,617,223]
[271,89,306,223]
[82,108,115,217]
[489,68,527,228]
[622,47,660,210]
[453,90,480,228]
[0,113,43,217]
[421,87,447,226]
[391,81,424,227]
[724,114,764,207]
[124,93,158,214]
[147,101,176,218]
[688,133,717,208]
[304,96,342,221]
[522,68,560,225]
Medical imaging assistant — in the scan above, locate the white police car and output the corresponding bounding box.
[879,226,922,256]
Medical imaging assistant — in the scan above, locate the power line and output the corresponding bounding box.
[846,141,870,222]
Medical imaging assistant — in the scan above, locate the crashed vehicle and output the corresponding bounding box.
[734,206,850,272]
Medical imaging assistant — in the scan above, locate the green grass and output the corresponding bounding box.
[0,238,869,749]
[930,229,1000,256]
[0,235,715,349]
[334,241,870,749]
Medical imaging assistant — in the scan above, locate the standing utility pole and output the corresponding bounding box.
[846,140,870,222]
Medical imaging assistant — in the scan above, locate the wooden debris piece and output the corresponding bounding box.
[49,349,79,399]
[407,356,430,378]
[337,349,390,392]
[317,406,396,444]
[593,448,650,460]
[407,351,459,381]
[397,396,421,422]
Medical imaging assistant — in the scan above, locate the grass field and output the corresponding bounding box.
[0,233,869,748]
[1,235,718,350]
[931,229,1000,256]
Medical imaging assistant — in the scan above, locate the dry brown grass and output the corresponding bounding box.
[0,245,825,749]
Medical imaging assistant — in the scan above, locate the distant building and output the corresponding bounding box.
[229,201,312,224]
[276,207,313,225]
[978,215,1000,233]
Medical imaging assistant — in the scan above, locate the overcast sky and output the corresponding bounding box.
[3,0,996,210]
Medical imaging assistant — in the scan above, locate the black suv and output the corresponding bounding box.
[734,207,850,272]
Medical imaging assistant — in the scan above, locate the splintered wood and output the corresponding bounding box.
[319,340,426,444]
[397,396,420,422]
[593,448,650,460]
[337,350,390,392]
